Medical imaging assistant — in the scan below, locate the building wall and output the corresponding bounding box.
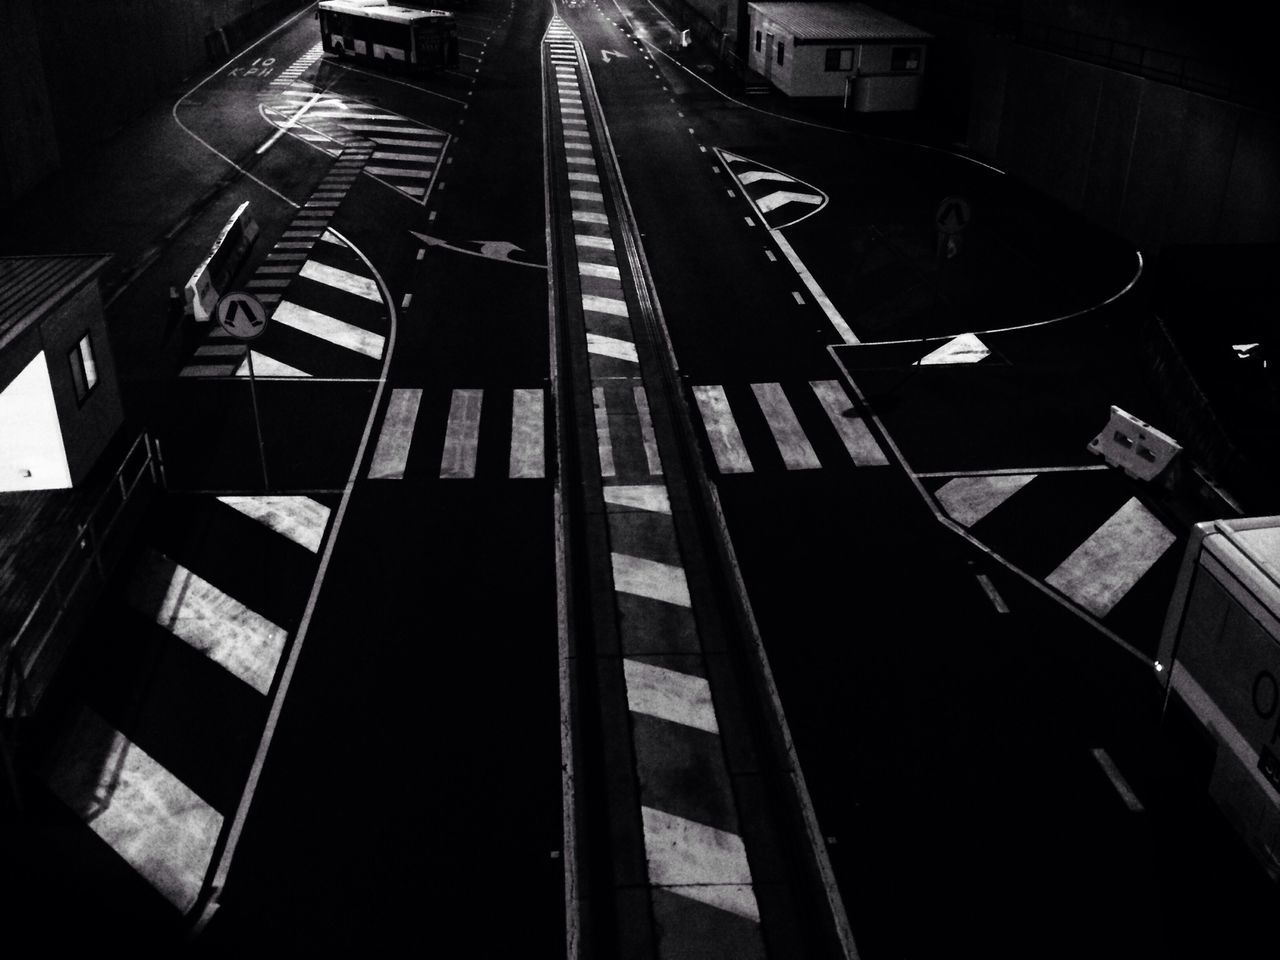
[42,284,124,486]
[0,341,71,492]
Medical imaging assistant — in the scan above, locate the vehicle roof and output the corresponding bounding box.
[746,2,930,42]
[318,0,455,23]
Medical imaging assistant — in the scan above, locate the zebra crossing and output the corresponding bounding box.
[689,379,889,474]
[259,88,449,203]
[44,493,334,914]
[181,177,388,380]
[927,467,1181,642]
[365,386,549,480]
[716,148,828,229]
[269,42,324,86]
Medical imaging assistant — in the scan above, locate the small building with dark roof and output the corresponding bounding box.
[746,2,930,107]
[0,254,121,492]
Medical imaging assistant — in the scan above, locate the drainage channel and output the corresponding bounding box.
[542,12,855,960]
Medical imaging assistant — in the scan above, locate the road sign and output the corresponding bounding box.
[215,291,269,340]
[935,196,971,235]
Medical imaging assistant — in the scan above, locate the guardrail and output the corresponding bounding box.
[1,432,163,718]
[184,201,260,323]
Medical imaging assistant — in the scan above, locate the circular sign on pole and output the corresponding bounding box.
[215,291,269,340]
[935,195,972,235]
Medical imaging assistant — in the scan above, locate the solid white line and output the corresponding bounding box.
[1045,497,1176,617]
[440,389,483,478]
[257,91,323,154]
[974,571,1010,613]
[913,465,1111,478]
[196,226,400,933]
[623,659,719,733]
[602,484,670,513]
[273,301,385,358]
[771,231,858,344]
[752,382,820,470]
[216,495,332,553]
[692,385,752,473]
[366,166,434,178]
[611,553,691,607]
[367,388,423,479]
[235,350,309,378]
[594,386,615,476]
[1091,748,1144,812]
[640,807,759,921]
[510,388,546,478]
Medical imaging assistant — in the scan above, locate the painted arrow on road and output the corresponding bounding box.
[601,50,628,63]
[410,231,546,269]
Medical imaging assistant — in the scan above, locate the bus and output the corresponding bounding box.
[318,0,458,72]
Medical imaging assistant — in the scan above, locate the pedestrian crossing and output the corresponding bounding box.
[270,42,324,86]
[365,386,550,480]
[180,186,388,380]
[690,380,889,474]
[43,492,334,914]
[715,148,828,230]
[259,89,449,203]
[927,468,1181,639]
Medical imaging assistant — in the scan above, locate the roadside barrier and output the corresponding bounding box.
[1088,405,1182,481]
[184,201,259,323]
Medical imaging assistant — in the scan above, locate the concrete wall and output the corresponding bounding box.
[973,40,1280,253]
[0,0,308,211]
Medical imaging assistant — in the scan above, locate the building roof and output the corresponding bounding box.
[0,255,112,352]
[747,2,931,41]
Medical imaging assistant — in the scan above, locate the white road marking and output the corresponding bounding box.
[936,474,1035,527]
[772,232,858,344]
[299,260,381,301]
[594,386,616,476]
[236,351,309,377]
[583,294,628,317]
[217,495,332,553]
[756,190,823,214]
[1045,497,1176,617]
[623,659,719,733]
[640,807,760,922]
[692,385,752,474]
[128,550,287,694]
[576,234,613,251]
[371,150,439,162]
[440,389,483,478]
[365,166,434,178]
[568,172,600,183]
[1091,748,1144,812]
[810,380,888,466]
[579,260,621,280]
[47,709,223,913]
[603,484,670,513]
[752,382,820,469]
[920,332,990,364]
[611,553,691,607]
[510,388,545,478]
[634,386,663,475]
[738,169,792,185]
[368,388,423,479]
[272,301,386,358]
[586,333,638,363]
[573,210,610,224]
[572,189,605,201]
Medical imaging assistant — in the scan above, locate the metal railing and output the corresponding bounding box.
[1,432,163,718]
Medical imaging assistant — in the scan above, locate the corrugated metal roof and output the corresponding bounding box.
[747,2,931,41]
[0,255,112,349]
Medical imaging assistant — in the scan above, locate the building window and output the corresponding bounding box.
[825,48,854,71]
[891,46,921,71]
[776,40,784,66]
[755,30,761,53]
[68,332,98,403]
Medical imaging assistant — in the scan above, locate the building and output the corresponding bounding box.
[0,255,121,492]
[746,2,930,108]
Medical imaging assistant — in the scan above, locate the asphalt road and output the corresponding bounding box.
[2,0,1274,956]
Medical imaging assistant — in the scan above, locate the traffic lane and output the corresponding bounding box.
[578,32,841,381]
[712,469,1188,958]
[194,481,563,954]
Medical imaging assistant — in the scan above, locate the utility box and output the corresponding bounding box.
[745,2,929,108]
[1158,516,1280,881]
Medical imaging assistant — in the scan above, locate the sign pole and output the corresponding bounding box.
[246,348,270,491]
